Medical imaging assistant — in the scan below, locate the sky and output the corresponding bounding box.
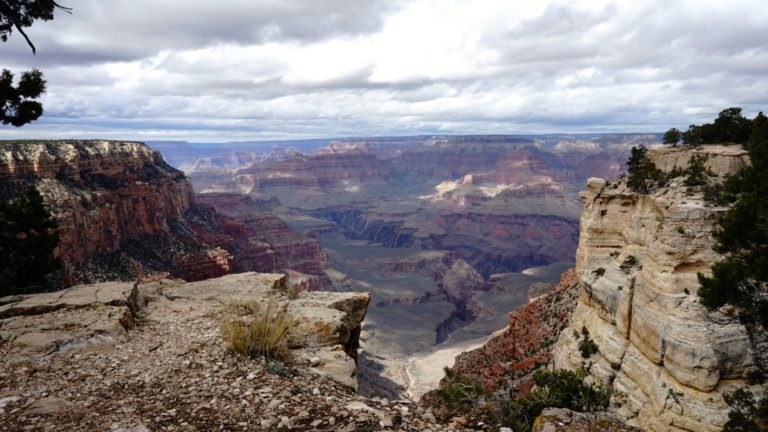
[1,0,767,142]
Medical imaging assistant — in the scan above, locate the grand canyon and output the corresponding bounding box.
[2,2,766,430]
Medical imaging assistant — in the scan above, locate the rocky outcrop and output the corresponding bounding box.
[533,408,642,432]
[0,141,330,287]
[439,269,580,395]
[552,145,763,432]
[0,272,488,431]
[0,141,193,267]
[0,272,366,384]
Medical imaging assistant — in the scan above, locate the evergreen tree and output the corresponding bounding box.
[0,186,62,295]
[698,111,768,326]
[663,127,681,146]
[0,0,71,127]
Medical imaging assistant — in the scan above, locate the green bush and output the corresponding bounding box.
[578,326,599,358]
[0,186,62,295]
[496,369,610,432]
[723,388,768,432]
[620,256,638,273]
[435,367,490,415]
[684,154,711,187]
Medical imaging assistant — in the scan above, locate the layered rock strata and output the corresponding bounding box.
[437,269,580,396]
[552,145,763,431]
[0,141,329,286]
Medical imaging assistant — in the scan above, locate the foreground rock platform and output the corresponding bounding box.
[0,272,487,431]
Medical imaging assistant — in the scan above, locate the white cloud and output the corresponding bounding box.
[1,0,767,141]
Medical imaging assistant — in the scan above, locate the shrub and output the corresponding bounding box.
[676,225,685,234]
[578,326,599,358]
[684,154,711,187]
[723,388,768,432]
[592,267,605,277]
[221,298,294,361]
[496,369,610,432]
[620,256,638,273]
[435,367,490,415]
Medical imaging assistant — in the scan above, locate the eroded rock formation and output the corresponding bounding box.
[439,269,580,395]
[0,141,329,286]
[552,145,764,431]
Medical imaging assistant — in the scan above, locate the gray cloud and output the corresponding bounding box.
[1,0,767,141]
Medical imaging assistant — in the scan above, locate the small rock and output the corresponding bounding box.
[309,356,322,367]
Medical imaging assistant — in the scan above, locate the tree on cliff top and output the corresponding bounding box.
[663,127,681,146]
[678,107,753,146]
[0,0,71,127]
[698,111,768,327]
[0,186,62,295]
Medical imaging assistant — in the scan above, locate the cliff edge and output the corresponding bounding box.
[552,145,765,431]
[0,140,329,287]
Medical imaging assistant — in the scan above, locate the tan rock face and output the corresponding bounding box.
[0,272,368,388]
[553,145,762,432]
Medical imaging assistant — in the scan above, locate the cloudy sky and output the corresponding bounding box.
[1,0,767,142]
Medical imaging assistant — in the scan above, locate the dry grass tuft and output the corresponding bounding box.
[221,298,294,361]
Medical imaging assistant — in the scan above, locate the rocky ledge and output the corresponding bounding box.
[0,272,485,431]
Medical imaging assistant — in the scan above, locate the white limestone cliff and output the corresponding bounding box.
[552,145,765,431]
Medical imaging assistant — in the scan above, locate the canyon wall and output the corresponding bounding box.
[552,145,763,431]
[0,141,328,286]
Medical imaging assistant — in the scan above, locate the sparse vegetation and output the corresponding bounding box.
[578,326,599,358]
[684,154,712,187]
[723,388,768,432]
[0,186,62,295]
[220,298,294,361]
[620,255,638,273]
[434,367,490,415]
[495,369,611,432]
[609,250,620,258]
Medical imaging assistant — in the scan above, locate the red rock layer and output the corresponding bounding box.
[0,141,331,288]
[440,269,580,395]
[0,141,193,267]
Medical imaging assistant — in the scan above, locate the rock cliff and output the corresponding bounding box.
[0,141,329,286]
[552,145,764,431]
[436,269,580,396]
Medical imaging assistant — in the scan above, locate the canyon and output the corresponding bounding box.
[0,141,330,289]
[440,144,766,431]
[1,138,762,431]
[158,134,657,397]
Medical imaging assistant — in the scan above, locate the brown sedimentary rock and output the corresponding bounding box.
[441,269,580,394]
[0,141,331,287]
